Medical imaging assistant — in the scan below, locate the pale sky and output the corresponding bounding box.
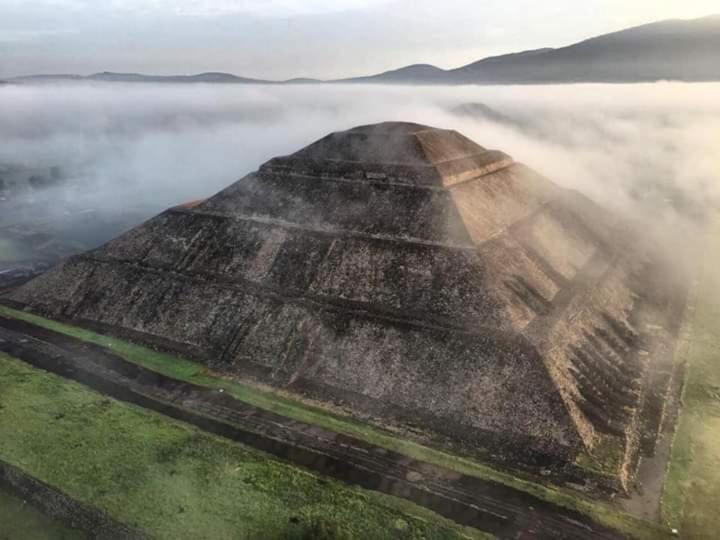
[1,0,718,79]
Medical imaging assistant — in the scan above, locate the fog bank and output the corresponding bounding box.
[1,81,718,234]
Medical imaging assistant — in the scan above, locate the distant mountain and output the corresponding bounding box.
[281,77,323,84]
[339,64,449,84]
[11,71,324,85]
[10,15,720,86]
[344,15,720,84]
[12,74,84,83]
[87,72,270,84]
[447,15,720,83]
[10,72,271,84]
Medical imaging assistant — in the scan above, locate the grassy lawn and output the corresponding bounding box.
[661,214,720,539]
[0,489,85,540]
[0,304,670,540]
[0,352,490,540]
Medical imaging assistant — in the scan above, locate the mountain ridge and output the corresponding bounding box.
[8,15,720,85]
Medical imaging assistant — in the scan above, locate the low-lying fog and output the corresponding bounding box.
[1,81,719,259]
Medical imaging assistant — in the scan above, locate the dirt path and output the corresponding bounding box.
[0,315,626,540]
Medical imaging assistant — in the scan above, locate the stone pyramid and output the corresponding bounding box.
[7,122,676,487]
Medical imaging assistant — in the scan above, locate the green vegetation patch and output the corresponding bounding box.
[662,214,720,537]
[0,488,84,540]
[574,436,625,485]
[0,352,489,540]
[0,304,669,539]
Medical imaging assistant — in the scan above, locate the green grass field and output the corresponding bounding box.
[0,489,84,540]
[661,215,720,539]
[0,352,491,540]
[0,304,669,540]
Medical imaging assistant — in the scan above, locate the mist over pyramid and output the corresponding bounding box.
[7,122,680,488]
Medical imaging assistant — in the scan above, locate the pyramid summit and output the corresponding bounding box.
[6,122,681,490]
[262,121,514,188]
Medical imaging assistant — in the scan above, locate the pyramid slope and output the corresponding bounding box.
[6,123,676,483]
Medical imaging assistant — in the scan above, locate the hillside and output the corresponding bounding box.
[448,15,720,83]
[9,15,719,85]
[343,15,720,84]
[87,71,270,84]
[339,64,449,84]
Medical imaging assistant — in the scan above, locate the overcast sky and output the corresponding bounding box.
[1,0,718,79]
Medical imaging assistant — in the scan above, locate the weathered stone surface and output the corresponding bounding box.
[7,122,679,486]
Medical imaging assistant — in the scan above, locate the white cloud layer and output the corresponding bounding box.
[1,82,718,231]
